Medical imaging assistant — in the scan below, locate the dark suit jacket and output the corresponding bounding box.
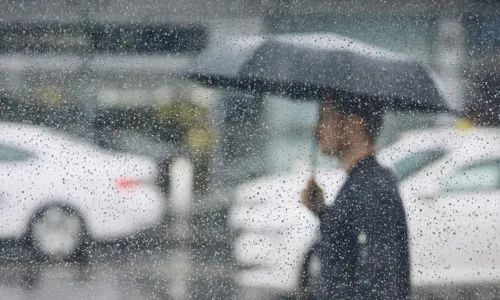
[315,155,410,299]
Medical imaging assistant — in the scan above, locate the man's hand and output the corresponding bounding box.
[301,177,326,215]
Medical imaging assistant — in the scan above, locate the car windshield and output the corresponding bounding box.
[393,149,448,181]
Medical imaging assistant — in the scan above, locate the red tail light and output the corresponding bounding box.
[114,178,140,190]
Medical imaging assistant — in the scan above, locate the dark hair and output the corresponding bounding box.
[358,110,384,143]
[325,95,384,143]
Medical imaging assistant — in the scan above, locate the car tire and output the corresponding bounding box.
[27,205,89,263]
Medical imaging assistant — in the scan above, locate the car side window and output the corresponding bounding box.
[441,161,500,193]
[0,144,33,163]
[394,149,447,181]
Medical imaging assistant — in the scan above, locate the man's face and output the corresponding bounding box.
[315,102,345,156]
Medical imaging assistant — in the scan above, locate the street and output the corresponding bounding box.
[0,242,235,300]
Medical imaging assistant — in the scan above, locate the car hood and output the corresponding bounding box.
[232,167,346,205]
[229,167,346,230]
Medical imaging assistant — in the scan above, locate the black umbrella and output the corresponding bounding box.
[185,34,451,113]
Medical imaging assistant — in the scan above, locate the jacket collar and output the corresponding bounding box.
[348,154,377,177]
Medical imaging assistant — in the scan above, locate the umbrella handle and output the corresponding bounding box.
[311,139,318,176]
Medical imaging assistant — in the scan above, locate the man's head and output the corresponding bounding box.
[315,95,384,156]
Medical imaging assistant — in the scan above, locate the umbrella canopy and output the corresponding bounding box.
[185,33,451,113]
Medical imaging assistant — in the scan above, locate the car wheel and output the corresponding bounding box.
[28,205,88,262]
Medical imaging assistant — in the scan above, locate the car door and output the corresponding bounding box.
[433,160,500,283]
[0,142,39,196]
[408,158,500,285]
[0,143,41,238]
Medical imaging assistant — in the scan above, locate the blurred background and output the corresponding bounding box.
[0,0,498,299]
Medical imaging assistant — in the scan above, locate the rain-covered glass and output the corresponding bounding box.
[0,1,500,300]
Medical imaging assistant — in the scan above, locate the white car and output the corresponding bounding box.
[0,122,166,260]
[229,127,500,294]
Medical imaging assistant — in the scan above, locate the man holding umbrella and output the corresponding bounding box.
[301,95,410,299]
[185,32,452,300]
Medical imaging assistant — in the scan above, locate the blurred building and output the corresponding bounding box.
[1,0,499,120]
[0,0,499,151]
